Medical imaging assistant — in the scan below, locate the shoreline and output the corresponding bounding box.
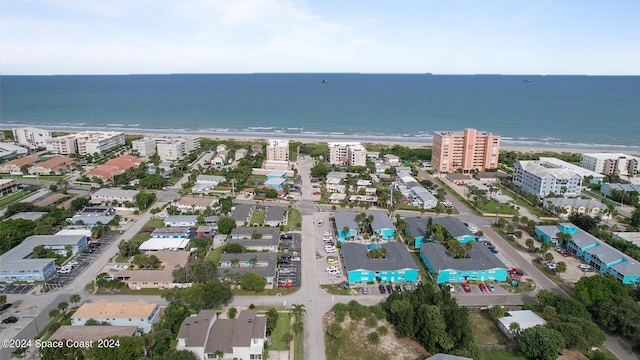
[2,124,638,156]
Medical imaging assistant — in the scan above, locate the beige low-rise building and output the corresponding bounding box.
[0,156,39,174]
[28,156,76,175]
[72,300,161,333]
[114,251,191,290]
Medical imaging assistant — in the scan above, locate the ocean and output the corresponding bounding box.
[1,73,639,150]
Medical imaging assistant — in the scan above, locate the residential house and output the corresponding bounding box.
[264,177,286,191]
[543,197,607,219]
[0,156,39,174]
[72,300,161,333]
[333,211,359,241]
[228,227,280,252]
[176,310,266,360]
[219,252,277,288]
[419,242,508,283]
[91,188,139,206]
[115,251,191,289]
[600,183,640,202]
[193,175,226,193]
[0,179,17,196]
[235,148,248,161]
[383,154,401,166]
[8,211,46,221]
[69,215,115,227]
[87,155,144,181]
[366,210,395,240]
[536,223,640,284]
[250,144,263,156]
[196,226,216,237]
[341,242,419,284]
[497,310,547,339]
[139,228,192,251]
[164,215,198,227]
[264,206,286,227]
[177,196,218,213]
[28,156,76,175]
[231,204,253,227]
[0,234,88,282]
[513,160,583,198]
[396,174,438,209]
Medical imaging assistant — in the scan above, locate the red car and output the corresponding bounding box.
[478,283,487,292]
[561,252,571,257]
[462,283,471,293]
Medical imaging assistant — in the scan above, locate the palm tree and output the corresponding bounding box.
[57,301,69,317]
[556,261,567,273]
[509,322,521,336]
[213,350,225,359]
[231,258,240,267]
[292,321,304,336]
[69,294,81,309]
[48,309,60,320]
[525,238,534,252]
[291,304,306,323]
[249,257,258,267]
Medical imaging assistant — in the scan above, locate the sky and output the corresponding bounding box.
[1,0,639,75]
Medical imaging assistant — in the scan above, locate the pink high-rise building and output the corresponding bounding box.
[431,128,500,173]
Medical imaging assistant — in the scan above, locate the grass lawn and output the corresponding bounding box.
[130,232,151,245]
[0,190,28,207]
[144,219,165,228]
[207,245,226,264]
[409,251,431,282]
[250,210,265,225]
[320,284,351,295]
[231,287,298,296]
[115,255,131,263]
[0,174,65,182]
[294,332,303,360]
[287,208,302,230]
[96,287,165,296]
[469,312,510,345]
[480,200,518,215]
[479,350,527,360]
[269,313,291,351]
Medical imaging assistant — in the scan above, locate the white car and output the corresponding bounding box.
[327,266,338,272]
[118,221,128,225]
[325,248,336,253]
[291,256,301,262]
[328,269,341,275]
[578,264,591,269]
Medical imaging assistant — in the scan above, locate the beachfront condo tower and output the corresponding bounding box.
[431,128,500,173]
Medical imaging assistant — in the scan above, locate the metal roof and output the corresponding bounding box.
[341,242,417,272]
[333,211,359,232]
[420,242,507,271]
[366,210,394,231]
[265,206,285,222]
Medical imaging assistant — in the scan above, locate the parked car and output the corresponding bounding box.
[508,268,524,276]
[386,285,393,293]
[362,287,369,295]
[395,285,402,292]
[487,283,495,292]
[2,316,18,324]
[378,285,386,294]
[462,283,471,293]
[0,303,12,312]
[478,283,487,292]
[491,249,499,254]
[280,234,293,240]
[327,258,338,265]
[291,256,301,262]
[327,266,339,272]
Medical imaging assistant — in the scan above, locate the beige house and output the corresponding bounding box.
[115,251,191,289]
[0,156,39,174]
[177,196,218,213]
[72,299,161,333]
[544,197,608,219]
[28,156,76,175]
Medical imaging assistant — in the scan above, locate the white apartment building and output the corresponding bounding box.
[131,138,158,159]
[328,142,367,166]
[12,127,52,150]
[580,153,640,177]
[513,160,583,198]
[47,131,125,155]
[266,139,289,162]
[156,137,200,161]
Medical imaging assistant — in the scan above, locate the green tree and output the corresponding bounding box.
[556,261,567,274]
[489,305,505,320]
[310,161,330,178]
[291,304,306,323]
[525,238,535,251]
[227,307,238,319]
[266,307,279,336]
[69,294,81,309]
[240,272,266,292]
[217,217,237,234]
[518,326,565,360]
[135,191,157,210]
[368,331,380,345]
[57,301,69,317]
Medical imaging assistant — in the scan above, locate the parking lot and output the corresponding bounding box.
[314,224,346,285]
[276,233,302,288]
[40,232,119,293]
[1,284,35,295]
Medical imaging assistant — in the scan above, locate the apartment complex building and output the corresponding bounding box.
[431,128,500,173]
[513,160,583,198]
[580,153,640,177]
[47,131,125,156]
[266,139,289,162]
[328,142,367,166]
[12,127,52,149]
[131,138,158,159]
[28,156,76,175]
[156,137,200,161]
